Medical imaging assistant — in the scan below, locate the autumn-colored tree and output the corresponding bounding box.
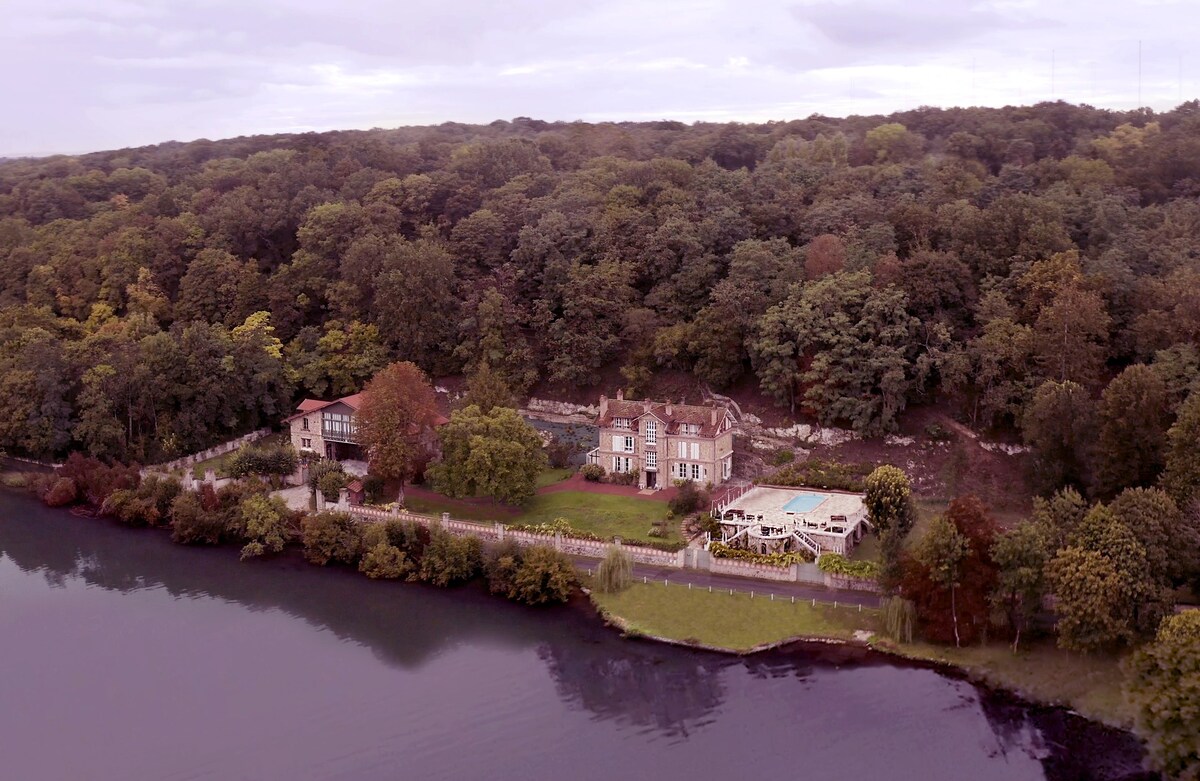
[355,362,441,492]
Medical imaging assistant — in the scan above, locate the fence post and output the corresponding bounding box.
[554,531,563,551]
[495,522,505,541]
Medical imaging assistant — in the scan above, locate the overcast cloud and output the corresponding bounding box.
[2,0,1195,156]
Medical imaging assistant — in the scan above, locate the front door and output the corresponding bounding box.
[646,470,657,488]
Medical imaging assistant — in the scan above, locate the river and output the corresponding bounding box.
[0,492,1153,781]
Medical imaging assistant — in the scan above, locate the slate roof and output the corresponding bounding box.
[598,398,733,437]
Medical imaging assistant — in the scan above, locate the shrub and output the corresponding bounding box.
[669,481,709,515]
[101,489,161,527]
[882,596,916,643]
[771,449,796,466]
[510,546,577,605]
[545,437,575,469]
[43,477,79,507]
[362,474,386,504]
[317,470,349,503]
[509,517,604,541]
[708,541,813,565]
[924,422,953,442]
[301,510,364,566]
[239,494,294,559]
[817,553,881,580]
[307,458,347,501]
[418,525,482,586]
[609,467,639,486]
[580,463,604,482]
[359,542,412,579]
[169,491,226,545]
[484,539,524,596]
[764,458,872,492]
[595,546,633,593]
[227,442,299,480]
[58,453,139,506]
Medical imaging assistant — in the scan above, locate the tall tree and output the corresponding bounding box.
[1095,364,1169,498]
[916,514,971,647]
[427,404,547,506]
[989,522,1049,651]
[1161,391,1200,510]
[1022,380,1096,495]
[355,362,441,491]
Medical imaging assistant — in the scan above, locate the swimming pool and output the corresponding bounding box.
[782,493,831,513]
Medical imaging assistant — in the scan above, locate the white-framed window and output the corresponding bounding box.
[676,462,687,478]
[302,417,309,431]
[301,438,312,449]
[677,441,687,459]
[612,456,632,473]
[624,436,635,453]
[723,457,731,479]
[612,417,631,430]
[681,423,700,436]
[645,420,657,444]
[691,464,701,480]
[689,442,700,460]
[646,451,657,469]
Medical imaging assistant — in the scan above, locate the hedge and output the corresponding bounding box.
[817,553,880,580]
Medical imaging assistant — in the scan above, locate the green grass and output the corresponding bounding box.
[1,471,30,489]
[189,432,288,480]
[591,581,880,651]
[882,638,1131,727]
[405,489,675,543]
[534,467,574,488]
[849,532,881,562]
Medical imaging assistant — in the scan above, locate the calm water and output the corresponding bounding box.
[0,492,1150,781]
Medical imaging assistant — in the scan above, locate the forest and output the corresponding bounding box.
[2,100,1200,505]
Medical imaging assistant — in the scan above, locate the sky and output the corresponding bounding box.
[2,0,1197,157]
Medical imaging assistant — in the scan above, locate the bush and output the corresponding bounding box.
[227,442,299,480]
[595,546,633,593]
[317,470,349,503]
[101,489,162,527]
[545,437,575,469]
[817,553,881,580]
[669,480,709,515]
[764,458,872,492]
[307,458,347,501]
[418,525,482,586]
[484,539,524,596]
[708,541,813,565]
[609,467,639,486]
[771,449,796,466]
[359,541,412,579]
[509,517,604,541]
[58,453,139,506]
[580,463,605,481]
[239,494,294,559]
[362,474,386,504]
[43,477,78,507]
[509,546,577,605]
[301,510,364,566]
[924,422,953,442]
[170,491,226,545]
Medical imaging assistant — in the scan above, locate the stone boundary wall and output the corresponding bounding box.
[342,503,875,592]
[710,558,795,582]
[142,429,271,478]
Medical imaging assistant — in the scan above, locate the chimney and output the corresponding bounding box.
[616,388,624,401]
[599,395,608,418]
[711,407,718,426]
[665,403,673,416]
[642,399,651,413]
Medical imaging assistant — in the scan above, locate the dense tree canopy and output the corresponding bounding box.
[3,102,1200,469]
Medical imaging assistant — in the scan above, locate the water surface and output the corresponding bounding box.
[0,492,1149,780]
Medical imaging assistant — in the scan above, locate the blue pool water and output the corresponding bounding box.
[782,493,830,513]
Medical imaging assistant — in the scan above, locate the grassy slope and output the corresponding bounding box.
[591,581,1131,726]
[184,432,289,480]
[591,581,879,650]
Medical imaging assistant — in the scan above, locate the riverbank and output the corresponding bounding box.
[589,580,1133,730]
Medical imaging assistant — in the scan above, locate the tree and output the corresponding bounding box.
[427,405,547,506]
[371,237,461,372]
[1162,391,1200,509]
[1033,285,1110,386]
[169,491,224,545]
[1109,487,1193,587]
[595,545,633,593]
[355,362,440,491]
[916,515,970,647]
[990,522,1049,651]
[239,494,293,560]
[1047,547,1132,652]
[863,465,915,536]
[301,510,364,566]
[460,362,514,413]
[1022,380,1096,495]
[509,546,577,605]
[418,525,482,586]
[1031,486,1089,550]
[1095,364,1169,498]
[1124,611,1200,781]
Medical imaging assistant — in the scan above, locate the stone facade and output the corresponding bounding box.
[590,391,736,490]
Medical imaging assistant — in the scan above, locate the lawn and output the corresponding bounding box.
[591,581,880,651]
[534,467,574,488]
[186,432,289,480]
[882,639,1132,727]
[404,488,675,543]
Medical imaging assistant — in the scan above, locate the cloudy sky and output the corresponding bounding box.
[2,0,1195,156]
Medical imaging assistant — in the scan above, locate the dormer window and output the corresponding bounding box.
[612,417,631,430]
[680,423,700,436]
